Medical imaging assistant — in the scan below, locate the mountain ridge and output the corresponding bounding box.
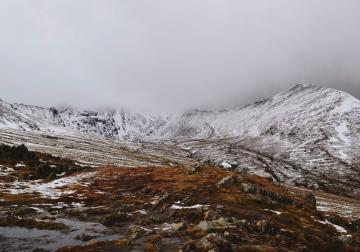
[1,84,360,143]
[1,84,360,198]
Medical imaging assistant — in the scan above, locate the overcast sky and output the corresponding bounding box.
[0,0,359,112]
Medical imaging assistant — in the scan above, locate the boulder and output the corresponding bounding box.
[241,183,257,193]
[216,176,236,188]
[195,237,218,252]
[197,217,236,232]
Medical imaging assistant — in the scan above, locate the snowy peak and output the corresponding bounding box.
[0,84,359,144]
[0,100,169,140]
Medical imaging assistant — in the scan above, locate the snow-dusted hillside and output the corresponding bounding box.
[0,99,170,141]
[3,84,360,142]
[1,84,360,160]
[166,84,360,141]
[1,84,360,197]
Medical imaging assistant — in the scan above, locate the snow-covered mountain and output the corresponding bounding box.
[2,84,360,165]
[1,84,360,197]
[166,84,360,140]
[1,84,360,146]
[0,99,170,141]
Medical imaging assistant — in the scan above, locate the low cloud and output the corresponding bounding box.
[0,0,359,112]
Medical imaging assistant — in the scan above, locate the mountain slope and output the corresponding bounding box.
[166,84,360,145]
[2,84,360,144]
[0,99,169,141]
[1,84,360,197]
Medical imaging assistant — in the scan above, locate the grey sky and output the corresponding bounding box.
[0,0,359,112]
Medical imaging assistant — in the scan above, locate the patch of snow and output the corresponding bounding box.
[134,209,147,215]
[265,209,285,215]
[71,202,85,208]
[5,172,96,199]
[220,161,232,169]
[56,172,66,177]
[0,165,14,176]
[330,121,351,160]
[317,219,347,233]
[170,203,208,210]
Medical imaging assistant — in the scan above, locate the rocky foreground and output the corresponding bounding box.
[0,144,360,251]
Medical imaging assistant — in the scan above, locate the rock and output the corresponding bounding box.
[197,217,235,232]
[141,187,151,194]
[220,161,232,169]
[204,210,218,221]
[256,220,268,234]
[236,219,247,228]
[172,222,186,231]
[204,233,230,247]
[241,183,257,193]
[220,161,238,170]
[216,176,236,188]
[152,192,169,207]
[255,219,280,235]
[75,234,98,242]
[195,237,218,251]
[102,212,128,226]
[127,226,147,241]
[195,233,231,252]
[186,164,200,175]
[47,172,56,180]
[303,192,317,208]
[338,234,352,244]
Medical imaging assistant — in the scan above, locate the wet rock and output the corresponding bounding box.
[197,217,235,232]
[102,212,128,226]
[216,176,236,188]
[33,249,50,252]
[75,234,98,242]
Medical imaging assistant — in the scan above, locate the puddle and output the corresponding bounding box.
[0,226,83,251]
[0,218,123,252]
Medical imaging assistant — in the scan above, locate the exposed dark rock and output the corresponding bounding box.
[302,192,317,208]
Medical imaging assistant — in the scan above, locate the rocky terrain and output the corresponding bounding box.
[0,144,359,251]
[1,84,360,251]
